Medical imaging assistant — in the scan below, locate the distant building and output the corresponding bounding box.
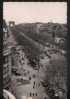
[9,21,15,27]
[3,20,12,90]
[35,23,42,34]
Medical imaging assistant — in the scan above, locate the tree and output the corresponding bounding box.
[42,54,67,99]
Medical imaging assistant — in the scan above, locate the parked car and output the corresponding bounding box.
[16,76,30,84]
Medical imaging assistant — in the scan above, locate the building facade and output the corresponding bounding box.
[3,20,12,90]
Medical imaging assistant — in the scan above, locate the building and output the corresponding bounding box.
[3,20,12,90]
[9,21,15,27]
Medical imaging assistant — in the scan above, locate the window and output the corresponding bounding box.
[3,56,6,64]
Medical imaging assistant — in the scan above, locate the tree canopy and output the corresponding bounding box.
[43,54,67,99]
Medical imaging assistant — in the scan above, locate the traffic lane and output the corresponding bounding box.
[12,65,45,99]
[15,77,45,99]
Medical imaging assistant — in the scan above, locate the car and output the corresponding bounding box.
[46,43,50,47]
[34,67,38,70]
[12,67,17,72]
[16,76,30,84]
[12,68,22,76]
[32,74,36,78]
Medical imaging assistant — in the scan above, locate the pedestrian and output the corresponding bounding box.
[29,77,31,80]
[33,85,34,89]
[30,92,31,96]
[38,83,40,87]
[33,93,34,96]
[36,93,37,96]
[34,81,35,85]
[44,97,46,99]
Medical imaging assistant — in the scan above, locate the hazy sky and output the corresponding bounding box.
[3,2,67,24]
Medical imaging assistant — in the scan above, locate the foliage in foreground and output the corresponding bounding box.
[42,54,67,99]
